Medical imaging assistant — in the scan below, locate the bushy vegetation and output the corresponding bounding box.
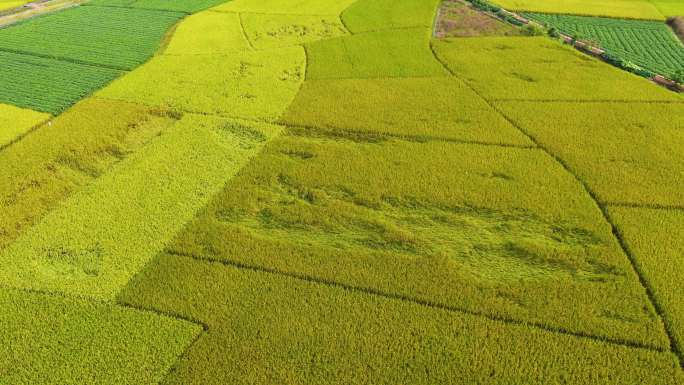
[305,28,447,79]
[431,37,682,101]
[0,5,184,70]
[0,103,49,148]
[490,0,667,20]
[497,101,684,206]
[0,288,201,385]
[119,253,684,385]
[341,0,440,33]
[280,77,530,144]
[524,13,684,79]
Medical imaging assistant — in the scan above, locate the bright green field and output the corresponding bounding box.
[0,0,683,383]
[491,0,679,19]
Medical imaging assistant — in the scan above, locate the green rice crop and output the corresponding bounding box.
[118,253,684,385]
[167,134,667,348]
[341,0,440,33]
[163,11,250,55]
[306,28,448,79]
[210,0,358,15]
[431,36,682,101]
[490,0,666,20]
[0,51,121,113]
[0,5,184,70]
[0,288,201,385]
[609,207,684,361]
[497,101,684,206]
[241,13,348,50]
[524,13,684,78]
[86,0,227,12]
[0,103,49,148]
[98,46,305,120]
[280,77,531,145]
[0,114,281,300]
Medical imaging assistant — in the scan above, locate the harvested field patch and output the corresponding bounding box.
[210,0,358,15]
[341,0,440,33]
[168,135,667,348]
[0,114,281,300]
[163,11,250,54]
[497,101,684,206]
[241,13,347,49]
[280,77,531,144]
[0,288,201,385]
[0,103,49,148]
[490,0,665,20]
[431,36,682,101]
[305,28,448,79]
[435,0,526,38]
[98,47,305,120]
[119,253,684,385]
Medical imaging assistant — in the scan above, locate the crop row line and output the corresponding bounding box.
[0,46,129,71]
[606,202,684,212]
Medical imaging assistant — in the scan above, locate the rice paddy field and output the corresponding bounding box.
[0,0,683,384]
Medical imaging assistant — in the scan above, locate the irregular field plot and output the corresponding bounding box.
[0,103,49,147]
[609,207,684,359]
[497,101,684,206]
[210,0,358,15]
[163,11,250,55]
[431,37,681,101]
[490,0,665,20]
[435,0,526,38]
[0,51,121,113]
[168,135,667,348]
[0,5,184,70]
[241,13,347,50]
[0,114,281,300]
[305,28,447,79]
[98,47,305,120]
[0,288,201,385]
[119,253,684,385]
[280,77,531,145]
[341,0,440,33]
[524,13,684,77]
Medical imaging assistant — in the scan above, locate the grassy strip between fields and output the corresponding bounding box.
[118,253,684,385]
[0,114,281,300]
[0,103,49,148]
[166,134,668,349]
[0,287,201,385]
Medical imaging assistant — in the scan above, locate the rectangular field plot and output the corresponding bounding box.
[0,114,281,300]
[306,28,447,79]
[497,101,684,206]
[341,0,440,33]
[241,13,348,50]
[280,77,531,145]
[0,103,49,148]
[210,0,358,15]
[490,0,665,20]
[524,13,684,78]
[431,37,681,102]
[167,135,668,349]
[0,288,201,385]
[119,253,684,385]
[0,51,121,113]
[609,207,684,360]
[0,5,183,70]
[163,11,250,55]
[98,47,306,120]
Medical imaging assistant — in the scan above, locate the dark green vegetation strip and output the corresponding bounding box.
[0,5,184,70]
[118,253,684,385]
[497,101,684,206]
[0,288,201,385]
[0,50,121,113]
[524,13,684,78]
[609,207,684,364]
[167,134,668,349]
[280,77,531,145]
[341,0,440,33]
[87,0,228,13]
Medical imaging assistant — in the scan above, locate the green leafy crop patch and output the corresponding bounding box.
[0,5,184,70]
[118,253,684,385]
[305,28,448,79]
[0,103,49,148]
[87,0,228,12]
[609,207,684,358]
[497,101,684,206]
[0,51,121,114]
[0,288,201,385]
[0,114,281,300]
[341,0,440,33]
[163,11,250,55]
[490,0,666,20]
[98,46,305,120]
[241,13,348,49]
[210,0,358,15]
[280,77,531,145]
[431,37,681,101]
[168,135,667,348]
